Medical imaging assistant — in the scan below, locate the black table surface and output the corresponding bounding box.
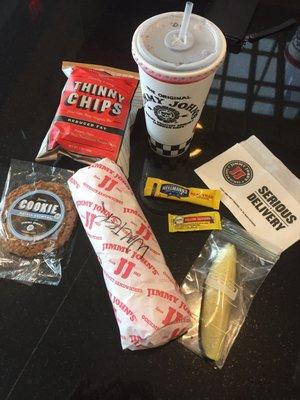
[0,1,299,399]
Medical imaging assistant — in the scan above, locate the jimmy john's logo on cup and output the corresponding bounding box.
[143,86,200,130]
[153,105,180,123]
[222,160,253,186]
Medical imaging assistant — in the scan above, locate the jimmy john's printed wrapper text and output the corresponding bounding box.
[68,158,191,350]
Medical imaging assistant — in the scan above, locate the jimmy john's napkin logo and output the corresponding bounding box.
[222,160,253,186]
[153,105,179,123]
[7,190,65,241]
[160,184,189,198]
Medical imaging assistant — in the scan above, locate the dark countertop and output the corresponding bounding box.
[0,1,299,399]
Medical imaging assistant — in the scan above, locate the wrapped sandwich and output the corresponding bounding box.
[68,158,191,350]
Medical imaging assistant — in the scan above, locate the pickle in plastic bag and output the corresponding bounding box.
[179,219,279,368]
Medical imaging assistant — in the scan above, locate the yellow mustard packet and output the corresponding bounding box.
[168,211,221,233]
[144,177,221,210]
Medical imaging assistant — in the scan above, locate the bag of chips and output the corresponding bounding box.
[36,62,143,177]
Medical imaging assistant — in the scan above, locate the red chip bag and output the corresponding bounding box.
[36,64,142,177]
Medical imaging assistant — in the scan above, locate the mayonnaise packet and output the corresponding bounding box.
[168,212,221,232]
[144,177,221,210]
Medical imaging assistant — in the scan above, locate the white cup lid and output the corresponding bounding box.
[134,12,225,73]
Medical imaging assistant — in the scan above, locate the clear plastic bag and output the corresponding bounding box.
[179,218,279,368]
[0,159,77,285]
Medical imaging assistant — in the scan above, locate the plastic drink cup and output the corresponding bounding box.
[132,3,226,157]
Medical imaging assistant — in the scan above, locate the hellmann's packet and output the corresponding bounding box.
[144,177,221,210]
[195,135,300,254]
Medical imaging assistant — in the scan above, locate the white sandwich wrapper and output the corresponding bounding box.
[68,158,191,350]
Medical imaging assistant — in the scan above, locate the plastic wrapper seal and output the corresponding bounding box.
[178,219,279,368]
[36,62,143,178]
[0,159,77,285]
[68,158,191,350]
